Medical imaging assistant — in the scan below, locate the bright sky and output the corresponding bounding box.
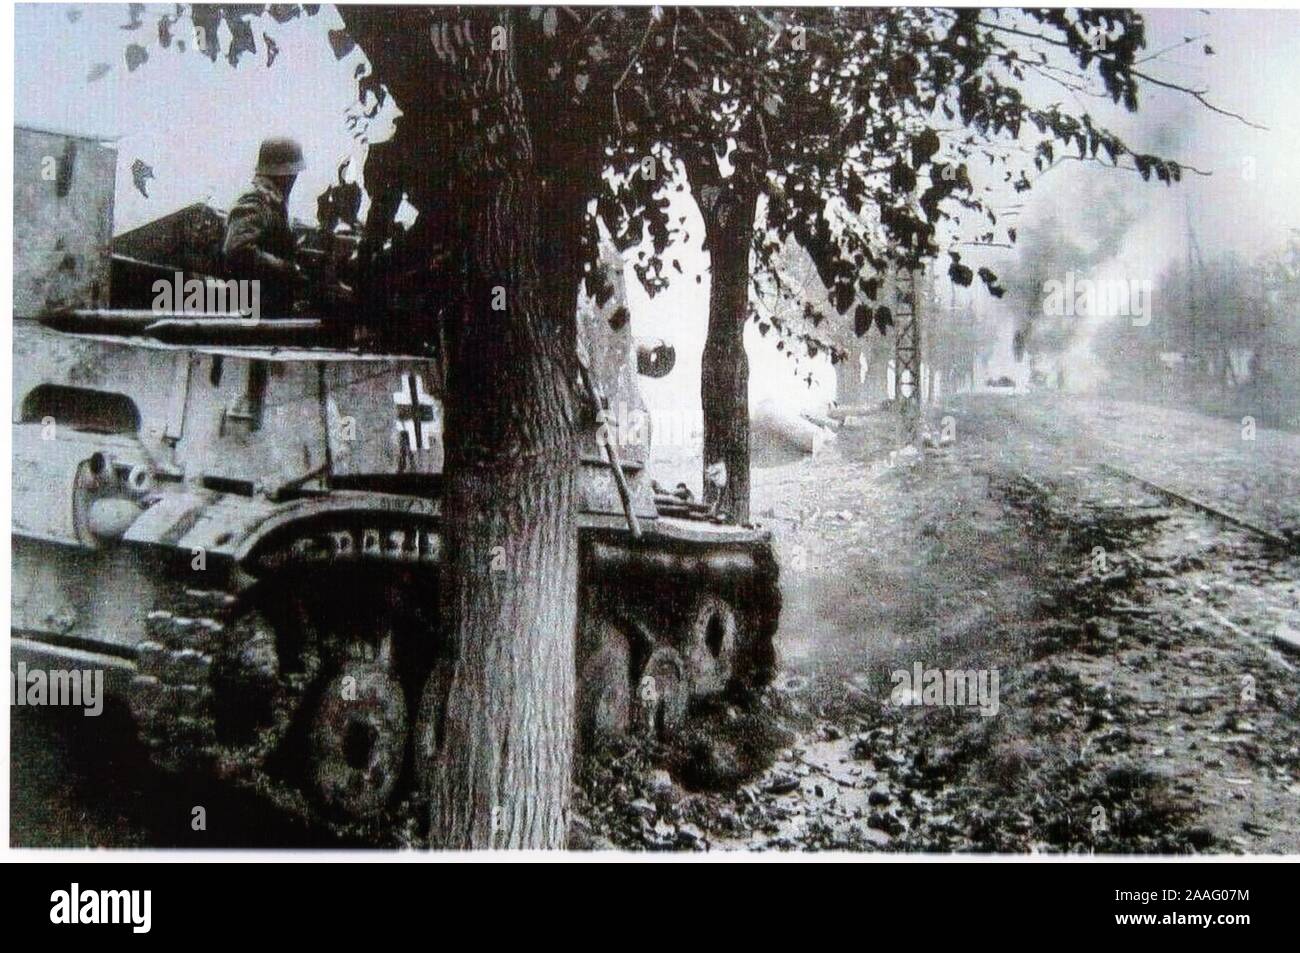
[14,5,1300,412]
[993,7,1300,283]
[15,3,370,230]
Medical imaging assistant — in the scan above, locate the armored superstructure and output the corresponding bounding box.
[11,123,780,840]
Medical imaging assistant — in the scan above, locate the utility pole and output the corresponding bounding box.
[1185,197,1206,386]
[894,267,923,447]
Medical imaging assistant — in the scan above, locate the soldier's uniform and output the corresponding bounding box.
[223,138,305,317]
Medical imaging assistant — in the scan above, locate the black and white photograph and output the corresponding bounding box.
[4,1,1298,886]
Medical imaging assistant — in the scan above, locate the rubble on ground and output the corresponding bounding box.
[575,398,1300,853]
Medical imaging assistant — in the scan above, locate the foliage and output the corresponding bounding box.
[108,5,1199,348]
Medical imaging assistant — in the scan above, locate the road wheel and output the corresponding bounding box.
[683,595,739,699]
[577,620,633,747]
[634,646,688,741]
[309,659,409,819]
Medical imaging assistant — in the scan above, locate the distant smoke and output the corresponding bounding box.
[1004,120,1189,363]
[1009,177,1145,364]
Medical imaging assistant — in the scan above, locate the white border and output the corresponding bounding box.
[4,0,1300,864]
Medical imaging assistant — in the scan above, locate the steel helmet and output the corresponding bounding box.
[255,137,305,176]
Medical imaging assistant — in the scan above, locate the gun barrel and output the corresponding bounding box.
[42,308,252,335]
[145,318,323,345]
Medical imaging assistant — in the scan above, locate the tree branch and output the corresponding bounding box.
[1136,33,1209,65]
[965,14,1267,130]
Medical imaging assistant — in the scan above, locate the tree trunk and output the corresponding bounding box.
[835,343,865,406]
[869,344,890,402]
[339,8,593,849]
[698,185,759,524]
[434,401,579,850]
[433,179,582,849]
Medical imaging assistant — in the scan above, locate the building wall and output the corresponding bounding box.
[13,126,116,316]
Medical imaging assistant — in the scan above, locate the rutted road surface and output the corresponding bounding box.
[12,393,1300,851]
[576,394,1300,852]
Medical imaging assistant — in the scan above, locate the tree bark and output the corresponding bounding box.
[696,181,759,524]
[431,19,591,851]
[343,8,590,849]
[433,166,584,849]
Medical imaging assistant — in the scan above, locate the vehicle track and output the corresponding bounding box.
[1096,462,1296,551]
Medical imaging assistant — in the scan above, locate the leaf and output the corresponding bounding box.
[86,63,112,83]
[226,16,258,66]
[328,29,356,60]
[265,34,280,68]
[125,44,148,72]
[130,158,154,198]
[977,267,1003,297]
[910,128,941,169]
[889,158,917,194]
[121,3,145,30]
[191,5,222,61]
[833,281,854,314]
[854,304,871,336]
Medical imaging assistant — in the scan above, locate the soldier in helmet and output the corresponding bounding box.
[224,137,307,317]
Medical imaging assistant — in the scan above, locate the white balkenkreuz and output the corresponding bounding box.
[392,372,440,451]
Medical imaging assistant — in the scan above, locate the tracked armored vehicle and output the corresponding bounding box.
[12,124,780,841]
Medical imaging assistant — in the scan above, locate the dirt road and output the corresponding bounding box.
[13,393,1300,851]
[579,393,1300,852]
